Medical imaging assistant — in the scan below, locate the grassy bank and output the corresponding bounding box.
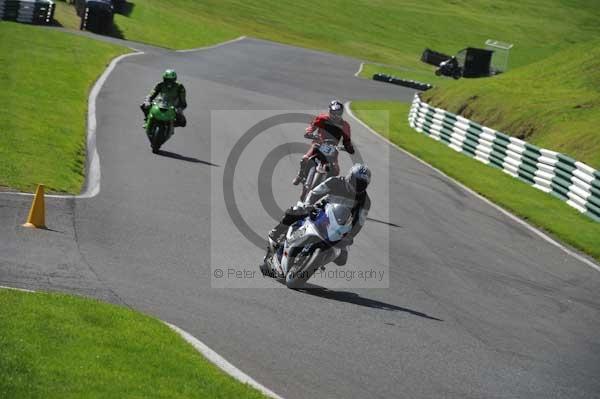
[0,22,127,193]
[0,288,266,398]
[54,1,600,68]
[350,101,600,262]
[422,39,600,169]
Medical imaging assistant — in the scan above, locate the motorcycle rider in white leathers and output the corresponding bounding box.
[264,164,371,267]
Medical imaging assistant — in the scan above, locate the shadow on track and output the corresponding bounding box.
[367,217,402,228]
[301,286,443,321]
[157,150,220,167]
[37,227,63,234]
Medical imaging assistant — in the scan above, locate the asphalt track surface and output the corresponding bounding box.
[2,35,600,399]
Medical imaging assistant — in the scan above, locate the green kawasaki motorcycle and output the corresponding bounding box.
[144,99,176,153]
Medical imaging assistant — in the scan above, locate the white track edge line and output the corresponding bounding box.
[176,36,247,53]
[0,285,35,293]
[80,50,145,199]
[354,62,364,77]
[0,286,283,398]
[166,323,284,399]
[0,49,144,200]
[345,101,600,273]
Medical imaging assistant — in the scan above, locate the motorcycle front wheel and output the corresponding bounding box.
[150,124,166,152]
[285,248,323,289]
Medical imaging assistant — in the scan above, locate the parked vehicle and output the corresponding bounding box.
[435,56,462,79]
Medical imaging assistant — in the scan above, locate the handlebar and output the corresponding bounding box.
[305,133,347,152]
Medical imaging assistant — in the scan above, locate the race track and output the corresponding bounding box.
[2,36,600,399]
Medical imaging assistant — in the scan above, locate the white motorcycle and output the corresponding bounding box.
[261,201,353,289]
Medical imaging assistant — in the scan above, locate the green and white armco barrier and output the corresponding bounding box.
[408,94,600,222]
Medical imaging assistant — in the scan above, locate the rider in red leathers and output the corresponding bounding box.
[292,100,355,185]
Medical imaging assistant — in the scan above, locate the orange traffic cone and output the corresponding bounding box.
[23,184,46,229]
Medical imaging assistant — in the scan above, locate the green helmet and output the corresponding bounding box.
[163,69,177,82]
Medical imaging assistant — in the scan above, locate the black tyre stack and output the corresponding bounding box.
[372,73,433,91]
[0,0,55,24]
[75,0,113,33]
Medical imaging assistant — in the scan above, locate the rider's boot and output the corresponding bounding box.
[261,225,286,276]
[292,159,309,185]
[259,245,273,276]
[268,223,287,245]
[334,248,348,266]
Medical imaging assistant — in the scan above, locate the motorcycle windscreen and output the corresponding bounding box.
[151,99,176,122]
[313,206,352,242]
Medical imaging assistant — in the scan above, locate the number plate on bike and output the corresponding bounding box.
[319,144,336,155]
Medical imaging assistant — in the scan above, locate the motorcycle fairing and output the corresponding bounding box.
[279,204,351,275]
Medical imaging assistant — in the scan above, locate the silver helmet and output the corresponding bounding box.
[328,100,344,121]
[346,163,371,193]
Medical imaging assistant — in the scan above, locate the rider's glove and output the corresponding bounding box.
[288,204,313,217]
[314,198,329,208]
[303,204,317,213]
[299,204,319,219]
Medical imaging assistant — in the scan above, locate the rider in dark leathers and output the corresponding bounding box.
[265,164,371,267]
[141,69,188,127]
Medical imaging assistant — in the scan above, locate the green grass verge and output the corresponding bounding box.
[55,1,600,69]
[0,22,127,193]
[423,39,600,169]
[0,288,267,398]
[350,101,600,262]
